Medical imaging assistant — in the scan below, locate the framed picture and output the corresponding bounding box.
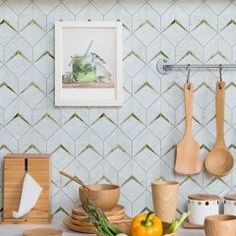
[55,21,123,107]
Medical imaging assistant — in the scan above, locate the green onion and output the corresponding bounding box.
[165,212,190,234]
[83,202,121,236]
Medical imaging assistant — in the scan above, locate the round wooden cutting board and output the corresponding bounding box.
[23,228,62,236]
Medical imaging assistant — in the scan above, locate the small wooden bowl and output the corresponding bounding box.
[204,214,236,236]
[79,184,120,210]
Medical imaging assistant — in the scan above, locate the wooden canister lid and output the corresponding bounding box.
[188,194,220,201]
[23,228,62,236]
[224,194,236,201]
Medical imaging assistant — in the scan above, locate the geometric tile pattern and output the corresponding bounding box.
[0,0,236,219]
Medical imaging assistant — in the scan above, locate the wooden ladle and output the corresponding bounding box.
[175,83,201,175]
[59,171,91,190]
[205,81,234,177]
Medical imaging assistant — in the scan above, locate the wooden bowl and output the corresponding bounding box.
[204,214,236,236]
[79,184,120,210]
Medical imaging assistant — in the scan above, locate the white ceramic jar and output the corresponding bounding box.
[224,194,236,215]
[188,194,220,225]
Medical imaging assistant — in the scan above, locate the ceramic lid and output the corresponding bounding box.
[224,194,236,201]
[188,194,220,201]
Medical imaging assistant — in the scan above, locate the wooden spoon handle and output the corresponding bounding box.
[59,171,90,190]
[215,81,226,146]
[184,83,193,135]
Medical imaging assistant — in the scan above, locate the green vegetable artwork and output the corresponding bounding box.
[62,40,114,89]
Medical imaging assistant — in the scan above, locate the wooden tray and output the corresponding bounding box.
[183,219,203,229]
[71,212,126,222]
[64,217,97,234]
[72,205,125,217]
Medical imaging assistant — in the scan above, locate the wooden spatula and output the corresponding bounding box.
[175,83,201,175]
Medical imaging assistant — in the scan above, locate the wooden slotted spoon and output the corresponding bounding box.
[175,83,201,175]
[205,81,234,177]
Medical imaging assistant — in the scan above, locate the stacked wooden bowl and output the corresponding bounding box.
[64,204,131,234]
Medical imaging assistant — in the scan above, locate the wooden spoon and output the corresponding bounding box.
[59,171,91,190]
[205,81,234,177]
[175,83,201,175]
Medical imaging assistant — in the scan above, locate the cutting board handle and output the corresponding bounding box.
[184,83,193,135]
[215,81,226,147]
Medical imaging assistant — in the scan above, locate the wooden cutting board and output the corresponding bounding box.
[23,228,62,236]
[3,154,51,224]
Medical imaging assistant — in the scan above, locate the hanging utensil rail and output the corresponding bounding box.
[156,59,236,75]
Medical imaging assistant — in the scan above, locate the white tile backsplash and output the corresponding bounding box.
[0,0,236,218]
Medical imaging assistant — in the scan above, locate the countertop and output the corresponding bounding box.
[0,221,205,236]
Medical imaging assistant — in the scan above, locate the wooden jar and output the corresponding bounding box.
[224,194,236,215]
[188,194,220,225]
[3,154,51,223]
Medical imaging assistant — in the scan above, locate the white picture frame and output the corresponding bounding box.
[55,21,123,107]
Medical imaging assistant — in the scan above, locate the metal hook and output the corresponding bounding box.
[219,64,223,89]
[186,64,191,89]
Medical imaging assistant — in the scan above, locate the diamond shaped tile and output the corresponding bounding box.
[0,19,17,46]
[105,4,132,33]
[75,3,103,21]
[51,145,74,170]
[205,0,230,15]
[6,52,31,77]
[77,144,102,171]
[194,83,214,108]
[34,52,54,77]
[104,162,119,184]
[20,21,45,45]
[122,177,144,202]
[19,128,46,153]
[120,113,145,140]
[91,113,117,140]
[76,128,103,157]
[6,114,31,139]
[63,0,87,14]
[47,4,74,31]
[120,0,146,15]
[62,114,88,140]
[106,146,130,171]
[162,83,184,109]
[20,83,45,109]
[91,0,117,15]
[34,114,59,139]
[35,0,61,15]
[148,0,174,15]
[205,179,230,197]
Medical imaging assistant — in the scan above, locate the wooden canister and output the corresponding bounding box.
[188,194,220,225]
[151,179,179,223]
[224,194,236,215]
